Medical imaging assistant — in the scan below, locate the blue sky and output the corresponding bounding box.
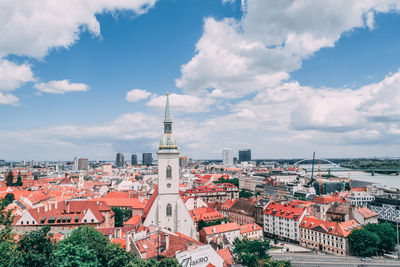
[1,0,400,161]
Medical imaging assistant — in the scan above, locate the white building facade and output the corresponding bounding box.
[222,148,233,167]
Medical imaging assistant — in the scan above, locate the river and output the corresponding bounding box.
[299,164,400,189]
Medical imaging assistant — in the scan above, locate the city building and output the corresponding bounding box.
[368,194,400,223]
[300,216,361,256]
[116,152,125,168]
[227,198,256,225]
[222,148,233,167]
[12,200,114,234]
[127,227,201,259]
[199,222,240,245]
[101,163,112,175]
[179,156,188,169]
[264,202,307,242]
[143,93,196,239]
[77,158,89,171]
[240,223,263,241]
[239,173,266,192]
[142,153,153,166]
[238,149,251,162]
[131,154,138,166]
[353,207,378,225]
[345,190,375,207]
[184,183,239,203]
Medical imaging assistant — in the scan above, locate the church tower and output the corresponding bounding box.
[143,93,196,239]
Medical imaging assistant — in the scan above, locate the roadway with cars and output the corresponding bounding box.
[272,253,400,267]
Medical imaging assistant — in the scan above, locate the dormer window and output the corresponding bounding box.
[166,165,172,179]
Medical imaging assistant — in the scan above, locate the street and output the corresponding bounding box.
[272,253,400,267]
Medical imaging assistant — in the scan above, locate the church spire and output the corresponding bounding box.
[159,92,177,151]
[164,92,171,122]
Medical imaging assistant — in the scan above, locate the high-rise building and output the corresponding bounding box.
[143,93,196,239]
[239,149,251,162]
[131,154,138,165]
[222,148,234,166]
[73,157,79,171]
[142,153,153,166]
[116,152,125,168]
[179,156,188,169]
[77,158,89,171]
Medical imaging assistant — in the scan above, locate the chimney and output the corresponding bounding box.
[165,234,169,251]
[55,202,58,209]
[49,204,51,211]
[213,227,216,234]
[44,205,48,212]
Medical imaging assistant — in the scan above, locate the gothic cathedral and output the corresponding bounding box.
[143,93,196,239]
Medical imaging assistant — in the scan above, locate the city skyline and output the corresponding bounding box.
[2,1,400,160]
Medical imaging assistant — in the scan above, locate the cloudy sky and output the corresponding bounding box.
[1,0,400,161]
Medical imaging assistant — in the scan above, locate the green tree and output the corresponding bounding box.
[5,171,13,187]
[14,226,55,267]
[233,237,271,267]
[55,242,98,267]
[348,228,379,256]
[239,189,254,198]
[197,218,228,231]
[0,198,17,267]
[112,207,132,227]
[59,225,135,267]
[214,178,239,188]
[3,193,14,206]
[364,222,396,253]
[13,172,23,186]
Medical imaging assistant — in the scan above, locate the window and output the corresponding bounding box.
[166,165,172,179]
[166,203,172,216]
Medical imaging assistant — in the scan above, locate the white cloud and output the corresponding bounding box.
[176,0,400,98]
[34,79,89,94]
[126,89,151,102]
[0,0,158,58]
[147,93,215,113]
[0,93,19,105]
[0,59,34,91]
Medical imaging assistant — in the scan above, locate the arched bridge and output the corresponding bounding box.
[293,158,340,167]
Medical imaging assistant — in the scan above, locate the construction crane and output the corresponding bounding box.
[318,160,322,195]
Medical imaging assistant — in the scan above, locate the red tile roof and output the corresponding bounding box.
[313,195,346,204]
[124,215,142,226]
[202,222,240,236]
[264,202,305,221]
[355,207,378,219]
[300,216,361,237]
[240,223,262,234]
[217,247,233,267]
[189,207,225,222]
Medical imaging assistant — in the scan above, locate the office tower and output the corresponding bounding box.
[77,158,89,171]
[116,152,125,168]
[239,149,251,162]
[131,154,138,165]
[142,153,153,166]
[233,157,238,165]
[222,148,234,166]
